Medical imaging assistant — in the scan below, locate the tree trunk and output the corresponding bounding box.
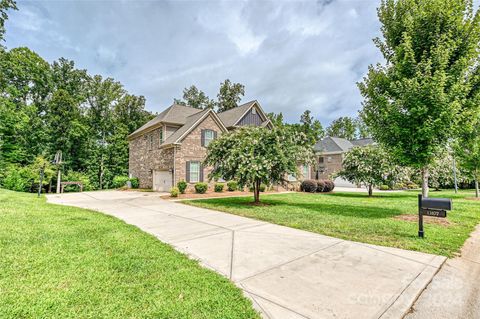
[368,184,373,197]
[475,179,479,198]
[421,167,429,198]
[253,179,260,204]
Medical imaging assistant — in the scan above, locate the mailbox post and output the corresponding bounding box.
[418,195,452,238]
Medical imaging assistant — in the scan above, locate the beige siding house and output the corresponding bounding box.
[128,100,273,191]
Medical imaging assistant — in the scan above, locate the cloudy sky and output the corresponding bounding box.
[6,0,384,125]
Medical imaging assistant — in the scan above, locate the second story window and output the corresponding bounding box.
[201,129,216,147]
[159,129,164,146]
[148,134,154,150]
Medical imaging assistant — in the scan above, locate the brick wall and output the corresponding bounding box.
[128,125,174,189]
[316,153,344,180]
[174,114,224,191]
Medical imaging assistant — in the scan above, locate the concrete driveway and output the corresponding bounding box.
[47,190,445,319]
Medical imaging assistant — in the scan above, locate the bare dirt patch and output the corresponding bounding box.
[394,214,452,226]
[465,197,480,201]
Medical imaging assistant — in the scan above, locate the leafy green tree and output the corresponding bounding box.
[299,110,324,145]
[174,85,215,109]
[267,112,284,127]
[358,0,480,197]
[455,110,480,197]
[85,75,125,189]
[337,145,394,196]
[205,126,313,203]
[217,79,245,112]
[0,0,17,44]
[326,116,356,140]
[355,117,370,139]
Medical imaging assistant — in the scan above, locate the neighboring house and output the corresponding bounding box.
[313,136,374,187]
[128,100,273,191]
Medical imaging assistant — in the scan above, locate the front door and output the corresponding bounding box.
[153,170,172,192]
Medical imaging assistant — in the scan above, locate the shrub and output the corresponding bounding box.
[301,179,317,193]
[323,180,335,192]
[379,184,390,191]
[393,183,405,190]
[177,180,188,194]
[407,182,419,189]
[214,183,224,192]
[194,182,208,194]
[170,187,179,197]
[316,180,325,192]
[227,181,238,191]
[129,177,139,189]
[250,183,267,192]
[112,176,129,188]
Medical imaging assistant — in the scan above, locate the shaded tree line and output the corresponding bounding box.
[0,46,153,191]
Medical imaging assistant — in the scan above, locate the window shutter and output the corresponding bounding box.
[201,130,205,147]
[186,162,190,183]
[200,163,204,182]
[213,131,217,139]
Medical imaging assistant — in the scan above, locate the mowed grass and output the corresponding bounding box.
[184,190,480,257]
[0,189,259,319]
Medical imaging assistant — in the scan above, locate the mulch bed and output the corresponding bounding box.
[465,197,480,201]
[394,214,452,226]
[161,190,282,200]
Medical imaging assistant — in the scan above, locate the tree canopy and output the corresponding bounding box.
[217,79,245,112]
[358,0,480,197]
[173,85,215,109]
[337,145,394,196]
[204,126,313,203]
[0,46,153,191]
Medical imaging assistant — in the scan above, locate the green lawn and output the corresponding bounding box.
[184,190,480,257]
[0,189,259,319]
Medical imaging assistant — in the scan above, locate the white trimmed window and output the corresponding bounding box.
[302,165,310,179]
[159,129,164,145]
[189,162,200,183]
[203,130,216,147]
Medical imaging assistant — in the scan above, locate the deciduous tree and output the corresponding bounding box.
[337,145,394,196]
[217,79,245,112]
[205,126,313,203]
[174,85,215,109]
[358,0,480,197]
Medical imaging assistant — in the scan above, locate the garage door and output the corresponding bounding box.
[153,170,172,192]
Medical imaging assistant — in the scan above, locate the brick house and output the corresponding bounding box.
[128,100,273,191]
[313,136,374,187]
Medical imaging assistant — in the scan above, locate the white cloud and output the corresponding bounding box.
[5,0,383,125]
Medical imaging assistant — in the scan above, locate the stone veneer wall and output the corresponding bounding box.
[128,125,174,189]
[174,114,224,191]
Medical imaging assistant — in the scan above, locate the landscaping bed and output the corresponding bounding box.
[0,189,259,319]
[161,189,283,200]
[183,190,480,257]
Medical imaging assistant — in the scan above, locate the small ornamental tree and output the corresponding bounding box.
[204,126,313,203]
[337,145,394,196]
[358,0,480,197]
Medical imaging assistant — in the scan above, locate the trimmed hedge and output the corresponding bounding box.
[323,180,335,192]
[113,176,129,188]
[170,187,179,197]
[214,183,225,192]
[129,177,139,189]
[177,180,188,194]
[316,180,325,192]
[227,181,238,191]
[301,179,317,193]
[194,182,208,194]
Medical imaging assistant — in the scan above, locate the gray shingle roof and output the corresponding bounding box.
[161,108,211,145]
[129,104,202,138]
[314,136,375,153]
[350,138,374,146]
[217,100,256,128]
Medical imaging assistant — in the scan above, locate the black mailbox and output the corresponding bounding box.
[421,198,452,211]
[418,195,452,238]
